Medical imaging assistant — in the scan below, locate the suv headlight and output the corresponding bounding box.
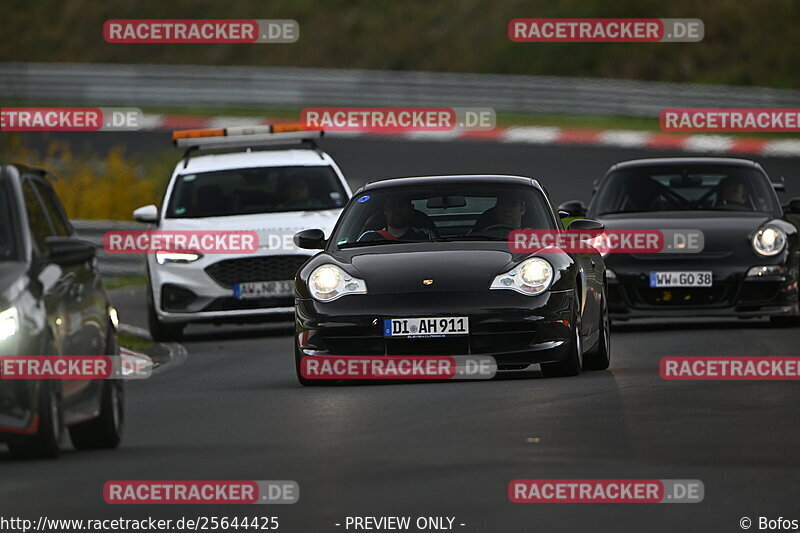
[156,251,203,264]
[0,306,19,341]
[752,226,786,257]
[490,257,554,295]
[309,264,367,302]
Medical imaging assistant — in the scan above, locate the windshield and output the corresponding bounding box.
[165,166,348,219]
[330,183,556,248]
[0,181,20,262]
[592,165,779,216]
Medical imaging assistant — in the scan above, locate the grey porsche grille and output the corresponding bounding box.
[205,255,309,288]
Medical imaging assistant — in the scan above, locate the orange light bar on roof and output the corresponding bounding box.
[172,123,322,142]
[171,128,225,141]
[272,123,322,133]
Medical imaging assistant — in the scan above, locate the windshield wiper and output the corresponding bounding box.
[338,239,422,249]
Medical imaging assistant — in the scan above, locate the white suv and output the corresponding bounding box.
[133,128,351,341]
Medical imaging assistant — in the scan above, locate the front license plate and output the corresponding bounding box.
[649,271,712,288]
[383,317,469,337]
[234,280,294,299]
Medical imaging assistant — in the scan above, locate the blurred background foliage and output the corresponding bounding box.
[0,134,172,220]
[1,0,798,87]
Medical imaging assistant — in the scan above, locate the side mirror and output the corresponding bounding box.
[294,229,326,250]
[568,219,604,231]
[772,177,786,193]
[784,197,800,214]
[133,204,158,224]
[558,200,587,217]
[45,237,96,266]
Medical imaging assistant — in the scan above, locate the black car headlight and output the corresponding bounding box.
[309,264,367,302]
[490,257,554,295]
[752,225,786,257]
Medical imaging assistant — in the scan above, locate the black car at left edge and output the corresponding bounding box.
[292,175,611,385]
[0,164,123,458]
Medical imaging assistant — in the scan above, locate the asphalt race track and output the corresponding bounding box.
[2,136,800,532]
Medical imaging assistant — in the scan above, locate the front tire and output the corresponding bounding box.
[147,287,185,342]
[541,288,583,378]
[69,380,124,450]
[584,286,611,370]
[295,345,337,386]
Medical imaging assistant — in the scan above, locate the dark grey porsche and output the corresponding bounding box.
[560,157,800,325]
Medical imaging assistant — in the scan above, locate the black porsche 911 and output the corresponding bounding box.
[559,157,800,325]
[292,175,610,385]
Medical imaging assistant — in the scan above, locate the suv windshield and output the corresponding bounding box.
[165,166,347,219]
[0,181,19,261]
[592,165,780,216]
[330,182,556,248]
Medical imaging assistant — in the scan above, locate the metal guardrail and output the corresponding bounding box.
[73,219,146,276]
[3,62,800,117]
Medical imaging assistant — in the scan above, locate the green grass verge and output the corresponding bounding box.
[103,275,147,291]
[118,331,155,353]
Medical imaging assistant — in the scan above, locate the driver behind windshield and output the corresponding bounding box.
[358,198,435,242]
[278,175,324,209]
[716,177,750,209]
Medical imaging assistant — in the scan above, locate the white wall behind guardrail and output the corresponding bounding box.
[3,62,800,117]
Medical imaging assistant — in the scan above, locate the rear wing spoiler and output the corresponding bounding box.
[172,125,324,168]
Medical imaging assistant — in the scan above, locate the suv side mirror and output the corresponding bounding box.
[294,229,326,250]
[558,200,587,217]
[133,204,159,224]
[45,236,96,266]
[568,219,604,231]
[784,197,800,214]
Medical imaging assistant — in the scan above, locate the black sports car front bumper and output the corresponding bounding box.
[295,289,575,368]
[606,252,800,319]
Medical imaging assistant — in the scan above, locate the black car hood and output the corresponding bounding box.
[343,248,514,294]
[597,212,772,254]
[0,261,28,308]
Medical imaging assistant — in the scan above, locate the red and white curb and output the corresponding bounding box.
[120,347,153,379]
[141,114,800,158]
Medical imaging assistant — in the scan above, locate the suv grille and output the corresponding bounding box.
[205,255,309,288]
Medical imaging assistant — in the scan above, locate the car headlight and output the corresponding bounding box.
[308,264,367,302]
[155,251,203,264]
[0,306,19,342]
[490,257,554,295]
[752,226,786,257]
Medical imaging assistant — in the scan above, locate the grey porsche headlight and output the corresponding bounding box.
[0,306,19,342]
[490,257,554,295]
[309,264,367,302]
[752,225,786,257]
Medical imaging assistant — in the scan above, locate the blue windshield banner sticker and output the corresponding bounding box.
[358,195,371,203]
